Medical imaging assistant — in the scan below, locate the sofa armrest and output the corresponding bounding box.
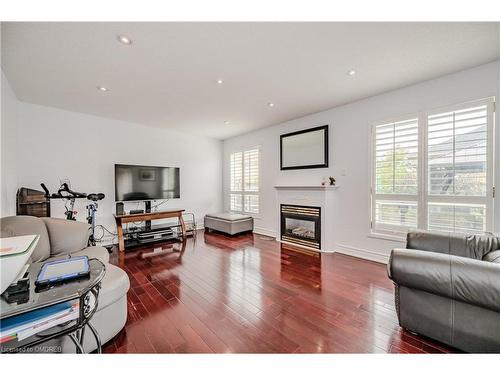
[388,248,500,313]
[41,217,90,257]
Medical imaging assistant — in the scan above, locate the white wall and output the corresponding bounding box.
[1,70,18,217]
[14,102,223,243]
[223,61,500,263]
[3,60,499,259]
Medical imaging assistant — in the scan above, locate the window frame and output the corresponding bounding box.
[371,97,495,237]
[229,146,261,216]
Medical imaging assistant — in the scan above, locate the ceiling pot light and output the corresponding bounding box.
[224,121,230,125]
[117,35,132,45]
[347,69,356,76]
[217,79,224,84]
[268,102,275,107]
[97,86,109,92]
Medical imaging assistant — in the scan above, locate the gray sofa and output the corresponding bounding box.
[388,230,500,353]
[0,216,130,353]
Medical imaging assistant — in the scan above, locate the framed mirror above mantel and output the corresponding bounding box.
[280,125,329,170]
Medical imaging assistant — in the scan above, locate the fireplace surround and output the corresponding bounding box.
[275,185,338,252]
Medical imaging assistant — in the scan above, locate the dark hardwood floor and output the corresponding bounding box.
[103,231,455,353]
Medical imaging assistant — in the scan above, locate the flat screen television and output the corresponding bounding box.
[114,164,180,202]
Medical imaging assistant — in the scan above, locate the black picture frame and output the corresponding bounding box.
[139,168,156,181]
[280,125,329,170]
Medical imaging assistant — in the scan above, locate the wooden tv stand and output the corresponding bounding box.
[114,209,186,252]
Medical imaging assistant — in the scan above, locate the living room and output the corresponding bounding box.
[1,0,500,370]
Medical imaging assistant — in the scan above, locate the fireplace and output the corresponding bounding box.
[280,204,321,249]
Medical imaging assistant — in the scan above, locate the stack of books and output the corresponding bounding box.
[0,300,79,344]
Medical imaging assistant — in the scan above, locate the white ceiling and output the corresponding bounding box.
[2,22,499,139]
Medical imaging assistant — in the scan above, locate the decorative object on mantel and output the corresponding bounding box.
[274,185,339,190]
[280,125,329,170]
[329,176,336,186]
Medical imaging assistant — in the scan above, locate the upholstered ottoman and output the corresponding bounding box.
[204,213,253,235]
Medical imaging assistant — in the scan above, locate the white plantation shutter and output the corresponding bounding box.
[230,152,243,192]
[371,98,494,237]
[244,195,259,214]
[230,152,243,211]
[230,194,243,212]
[230,148,260,214]
[426,103,492,234]
[243,149,260,213]
[244,149,259,192]
[373,118,419,232]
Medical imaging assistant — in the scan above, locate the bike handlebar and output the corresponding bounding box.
[58,183,87,199]
[40,183,50,197]
[40,182,88,199]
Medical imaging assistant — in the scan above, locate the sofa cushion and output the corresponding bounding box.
[71,246,110,264]
[483,250,500,264]
[97,264,130,311]
[0,216,51,262]
[41,217,90,257]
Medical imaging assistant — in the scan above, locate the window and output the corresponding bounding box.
[426,103,493,233]
[372,98,495,236]
[230,148,260,214]
[372,118,419,233]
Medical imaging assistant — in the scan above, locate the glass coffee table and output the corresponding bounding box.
[0,258,106,354]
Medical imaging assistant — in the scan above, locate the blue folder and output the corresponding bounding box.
[0,301,73,333]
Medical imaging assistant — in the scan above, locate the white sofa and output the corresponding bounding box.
[0,216,130,353]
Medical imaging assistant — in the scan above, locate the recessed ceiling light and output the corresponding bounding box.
[97,86,109,92]
[347,69,356,76]
[268,102,275,107]
[224,121,230,125]
[217,79,224,84]
[117,35,132,45]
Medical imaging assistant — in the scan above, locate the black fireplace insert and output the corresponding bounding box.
[280,204,321,249]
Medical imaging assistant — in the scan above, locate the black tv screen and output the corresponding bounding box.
[114,164,180,201]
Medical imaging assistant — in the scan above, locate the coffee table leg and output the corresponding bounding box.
[69,331,85,354]
[87,322,102,354]
[79,326,86,348]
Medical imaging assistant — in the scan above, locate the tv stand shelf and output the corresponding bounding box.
[122,223,181,249]
[122,223,181,235]
[114,209,186,252]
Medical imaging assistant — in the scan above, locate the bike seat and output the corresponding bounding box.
[87,193,105,201]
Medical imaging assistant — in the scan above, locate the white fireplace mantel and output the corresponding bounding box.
[274,185,338,253]
[274,185,339,191]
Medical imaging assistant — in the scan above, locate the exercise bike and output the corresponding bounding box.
[86,192,105,246]
[41,182,86,220]
[41,182,105,246]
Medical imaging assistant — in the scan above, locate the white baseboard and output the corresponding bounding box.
[253,226,276,238]
[336,243,389,264]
